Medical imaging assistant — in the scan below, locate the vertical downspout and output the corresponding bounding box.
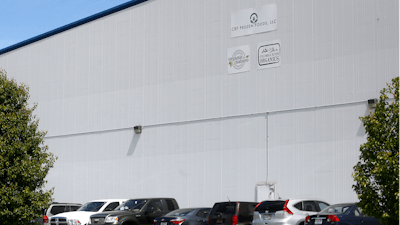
[266,112,269,183]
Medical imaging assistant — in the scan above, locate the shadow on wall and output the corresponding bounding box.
[357,105,370,137]
[127,132,140,156]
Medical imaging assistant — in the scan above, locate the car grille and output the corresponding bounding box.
[91,217,105,224]
[50,217,67,225]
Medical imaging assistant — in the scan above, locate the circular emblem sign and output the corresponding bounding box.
[250,13,258,23]
[231,50,247,70]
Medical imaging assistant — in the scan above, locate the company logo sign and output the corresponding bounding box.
[250,13,258,23]
[227,45,250,74]
[228,50,248,70]
[231,4,277,38]
[257,40,281,69]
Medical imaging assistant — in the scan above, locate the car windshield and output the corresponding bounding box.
[255,201,285,213]
[116,199,147,211]
[212,203,237,215]
[166,209,194,216]
[77,202,106,212]
[320,204,353,214]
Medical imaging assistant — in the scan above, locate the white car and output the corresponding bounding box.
[50,199,127,225]
[252,199,330,225]
[42,202,82,225]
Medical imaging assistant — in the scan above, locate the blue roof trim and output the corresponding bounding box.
[0,0,147,55]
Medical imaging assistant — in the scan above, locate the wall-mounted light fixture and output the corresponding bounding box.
[134,125,142,134]
[368,98,378,108]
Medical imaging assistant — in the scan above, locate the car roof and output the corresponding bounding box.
[125,197,175,200]
[88,199,128,202]
[214,201,258,205]
[214,201,258,204]
[51,202,82,205]
[329,202,357,206]
[173,207,210,210]
[259,198,327,202]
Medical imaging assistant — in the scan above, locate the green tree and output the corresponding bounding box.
[353,77,399,225]
[0,69,56,224]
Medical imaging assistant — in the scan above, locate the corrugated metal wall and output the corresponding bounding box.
[0,0,398,207]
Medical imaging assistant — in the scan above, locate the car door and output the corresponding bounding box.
[355,207,381,225]
[343,207,365,225]
[144,199,166,225]
[195,208,211,225]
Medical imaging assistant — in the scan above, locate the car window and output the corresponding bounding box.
[147,200,165,213]
[212,202,237,215]
[166,199,176,211]
[355,207,367,217]
[78,202,106,212]
[303,201,318,212]
[104,202,120,211]
[248,203,257,214]
[50,206,67,215]
[196,209,211,218]
[70,206,81,211]
[293,202,302,210]
[237,203,256,215]
[320,204,353,214]
[116,199,147,211]
[354,207,361,216]
[317,202,329,211]
[255,201,285,213]
[238,203,249,214]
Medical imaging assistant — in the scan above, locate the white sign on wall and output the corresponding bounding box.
[231,4,277,38]
[256,183,277,201]
[257,40,281,69]
[227,45,250,74]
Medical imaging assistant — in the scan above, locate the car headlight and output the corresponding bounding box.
[105,216,119,224]
[67,219,81,225]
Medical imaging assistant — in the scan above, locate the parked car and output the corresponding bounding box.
[41,202,82,225]
[208,201,258,225]
[89,198,179,225]
[252,199,330,225]
[50,199,127,225]
[304,203,381,225]
[154,207,211,225]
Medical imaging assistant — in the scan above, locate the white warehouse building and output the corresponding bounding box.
[0,0,398,208]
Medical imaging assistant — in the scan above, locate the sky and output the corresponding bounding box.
[0,0,132,50]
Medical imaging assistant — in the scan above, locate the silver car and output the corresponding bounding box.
[252,199,329,225]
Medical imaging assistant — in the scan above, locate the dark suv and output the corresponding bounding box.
[89,198,179,225]
[208,201,258,225]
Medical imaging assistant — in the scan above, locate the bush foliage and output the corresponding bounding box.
[0,69,56,224]
[353,77,399,225]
